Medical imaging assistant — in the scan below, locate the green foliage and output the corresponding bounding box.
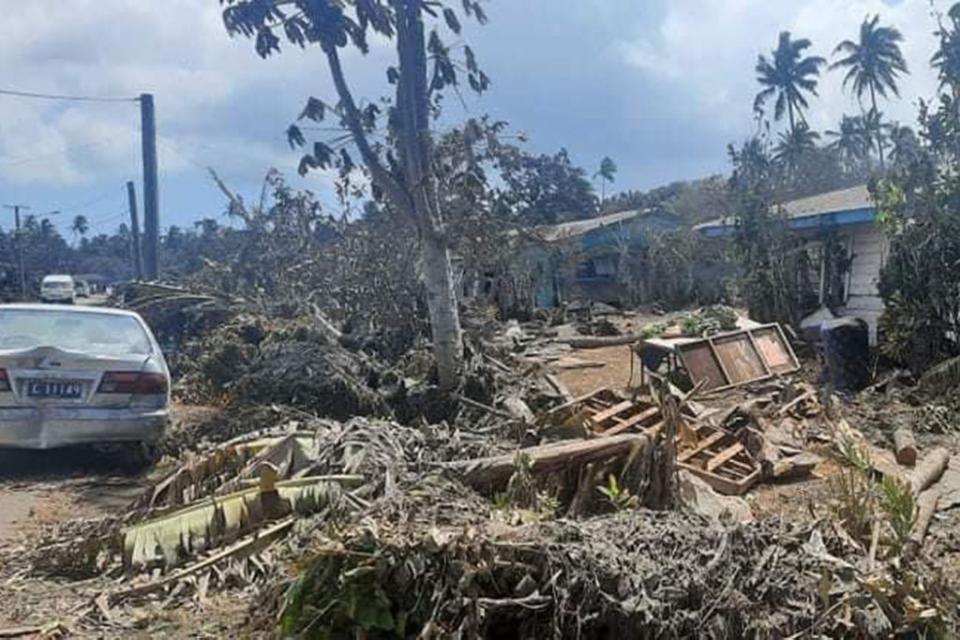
[932,3,960,97]
[678,305,738,337]
[638,321,667,340]
[597,474,638,511]
[875,92,960,372]
[878,475,916,552]
[280,548,408,639]
[728,138,808,325]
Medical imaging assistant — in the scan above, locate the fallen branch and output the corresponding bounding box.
[457,395,515,420]
[544,373,574,403]
[108,518,295,606]
[447,433,654,490]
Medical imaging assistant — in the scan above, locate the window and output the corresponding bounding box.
[0,310,152,355]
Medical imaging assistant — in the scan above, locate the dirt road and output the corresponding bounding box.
[0,448,150,545]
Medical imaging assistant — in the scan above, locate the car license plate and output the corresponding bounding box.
[26,381,83,399]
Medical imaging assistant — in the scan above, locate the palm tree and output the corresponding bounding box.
[594,156,617,207]
[774,123,820,175]
[71,215,89,244]
[860,107,890,161]
[825,115,870,172]
[887,123,922,168]
[831,15,908,168]
[932,4,960,99]
[754,31,826,132]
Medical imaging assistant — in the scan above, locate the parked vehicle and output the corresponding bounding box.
[40,274,76,304]
[74,280,91,298]
[0,304,170,452]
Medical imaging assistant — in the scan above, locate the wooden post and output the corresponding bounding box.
[139,93,159,280]
[126,181,143,281]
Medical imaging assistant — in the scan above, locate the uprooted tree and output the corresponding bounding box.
[221,0,491,391]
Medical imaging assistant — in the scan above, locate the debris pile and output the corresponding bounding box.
[6,294,960,638]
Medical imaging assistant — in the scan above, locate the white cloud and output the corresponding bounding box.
[618,0,946,137]
[0,0,379,188]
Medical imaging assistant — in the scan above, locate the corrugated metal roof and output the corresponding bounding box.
[535,209,652,243]
[694,184,872,232]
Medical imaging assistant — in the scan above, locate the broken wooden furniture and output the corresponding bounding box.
[677,424,761,495]
[541,387,663,438]
[636,323,800,392]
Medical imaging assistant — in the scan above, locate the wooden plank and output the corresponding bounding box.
[706,442,744,472]
[745,329,772,376]
[587,400,635,426]
[706,336,734,386]
[599,406,661,437]
[677,342,727,390]
[678,430,726,463]
[713,334,767,386]
[546,387,611,415]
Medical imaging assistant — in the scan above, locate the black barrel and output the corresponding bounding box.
[821,317,870,391]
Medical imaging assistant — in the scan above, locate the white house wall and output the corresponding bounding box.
[838,223,887,345]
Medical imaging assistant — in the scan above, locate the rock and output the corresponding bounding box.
[679,470,753,524]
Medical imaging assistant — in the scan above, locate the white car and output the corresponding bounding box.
[0,304,169,451]
[41,274,76,304]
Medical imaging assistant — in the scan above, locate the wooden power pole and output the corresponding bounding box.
[3,204,29,299]
[139,93,159,280]
[126,181,143,281]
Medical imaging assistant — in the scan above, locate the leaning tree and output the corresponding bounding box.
[220,0,490,390]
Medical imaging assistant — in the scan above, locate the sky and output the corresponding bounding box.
[0,0,948,236]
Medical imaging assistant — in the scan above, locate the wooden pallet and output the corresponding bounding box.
[678,425,760,495]
[545,388,662,437]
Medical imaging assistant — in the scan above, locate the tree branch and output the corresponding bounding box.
[322,42,416,221]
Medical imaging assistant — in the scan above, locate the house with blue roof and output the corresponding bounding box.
[695,184,886,344]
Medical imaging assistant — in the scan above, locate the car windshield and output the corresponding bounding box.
[0,309,152,355]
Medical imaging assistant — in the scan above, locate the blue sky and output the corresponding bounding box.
[0,0,943,236]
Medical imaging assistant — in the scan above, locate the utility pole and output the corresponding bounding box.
[139,93,159,280]
[3,204,29,299]
[126,181,143,281]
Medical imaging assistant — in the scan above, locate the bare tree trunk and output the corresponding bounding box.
[420,229,463,388]
[870,85,885,170]
[395,0,463,390]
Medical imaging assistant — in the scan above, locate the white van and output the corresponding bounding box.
[40,274,76,304]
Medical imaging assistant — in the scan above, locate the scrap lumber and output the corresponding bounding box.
[706,443,744,472]
[777,389,815,417]
[543,373,574,403]
[561,335,638,349]
[677,425,760,495]
[909,447,950,496]
[893,428,918,466]
[458,395,515,420]
[448,433,655,490]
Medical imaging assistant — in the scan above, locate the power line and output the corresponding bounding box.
[53,186,127,215]
[0,87,137,104]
